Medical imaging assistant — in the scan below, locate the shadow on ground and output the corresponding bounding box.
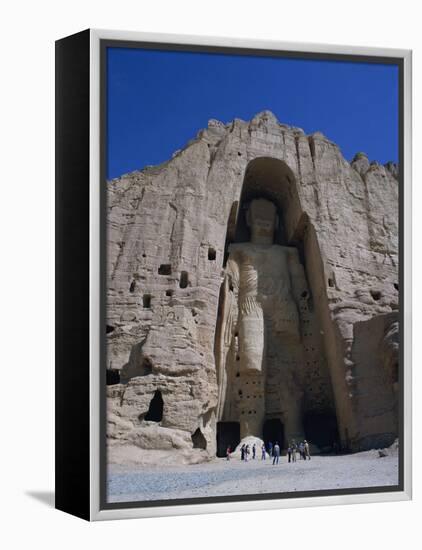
[26,491,55,508]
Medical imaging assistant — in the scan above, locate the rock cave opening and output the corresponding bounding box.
[263,419,285,448]
[158,264,172,275]
[144,389,163,422]
[106,368,121,385]
[179,271,189,289]
[370,290,382,301]
[216,422,240,457]
[191,428,207,450]
[303,411,339,451]
[208,247,216,261]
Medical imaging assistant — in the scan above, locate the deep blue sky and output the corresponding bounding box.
[107,47,399,180]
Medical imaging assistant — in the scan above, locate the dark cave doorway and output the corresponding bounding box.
[216,421,240,457]
[144,390,164,422]
[263,418,285,449]
[303,411,339,451]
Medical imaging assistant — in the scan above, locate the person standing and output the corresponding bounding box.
[245,444,249,462]
[299,441,305,460]
[261,442,266,460]
[287,444,292,463]
[304,440,311,460]
[268,441,273,457]
[272,442,280,465]
[226,446,231,461]
[241,444,245,461]
[252,443,256,459]
[292,442,297,462]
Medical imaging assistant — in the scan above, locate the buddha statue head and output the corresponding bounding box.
[246,198,278,245]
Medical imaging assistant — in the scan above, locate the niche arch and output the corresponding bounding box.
[232,157,304,247]
[214,155,340,453]
[216,156,308,430]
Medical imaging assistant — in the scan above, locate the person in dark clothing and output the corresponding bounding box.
[287,445,292,463]
[272,442,280,465]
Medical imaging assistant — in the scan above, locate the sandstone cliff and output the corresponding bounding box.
[106,111,399,463]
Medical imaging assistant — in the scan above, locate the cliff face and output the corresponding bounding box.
[106,111,399,464]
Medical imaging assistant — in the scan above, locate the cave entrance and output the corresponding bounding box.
[144,390,163,422]
[216,421,240,457]
[106,368,121,385]
[191,428,207,449]
[303,411,339,451]
[263,418,285,449]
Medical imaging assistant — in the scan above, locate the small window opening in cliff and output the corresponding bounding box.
[166,289,173,297]
[394,283,399,291]
[158,264,172,275]
[106,325,115,334]
[191,428,207,449]
[179,271,189,288]
[144,390,163,422]
[328,278,335,288]
[208,247,216,261]
[301,290,308,298]
[370,290,382,301]
[106,368,120,385]
[143,294,151,308]
[129,280,136,293]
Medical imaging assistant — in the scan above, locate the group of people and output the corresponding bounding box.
[226,439,311,464]
[236,442,264,461]
[286,440,311,462]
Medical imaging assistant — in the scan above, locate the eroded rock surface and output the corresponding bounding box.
[106,111,399,464]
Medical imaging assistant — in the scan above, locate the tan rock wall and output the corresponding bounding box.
[106,111,398,462]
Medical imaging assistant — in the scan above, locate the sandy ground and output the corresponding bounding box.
[107,450,399,503]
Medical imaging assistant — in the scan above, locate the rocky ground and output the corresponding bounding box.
[107,449,399,503]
